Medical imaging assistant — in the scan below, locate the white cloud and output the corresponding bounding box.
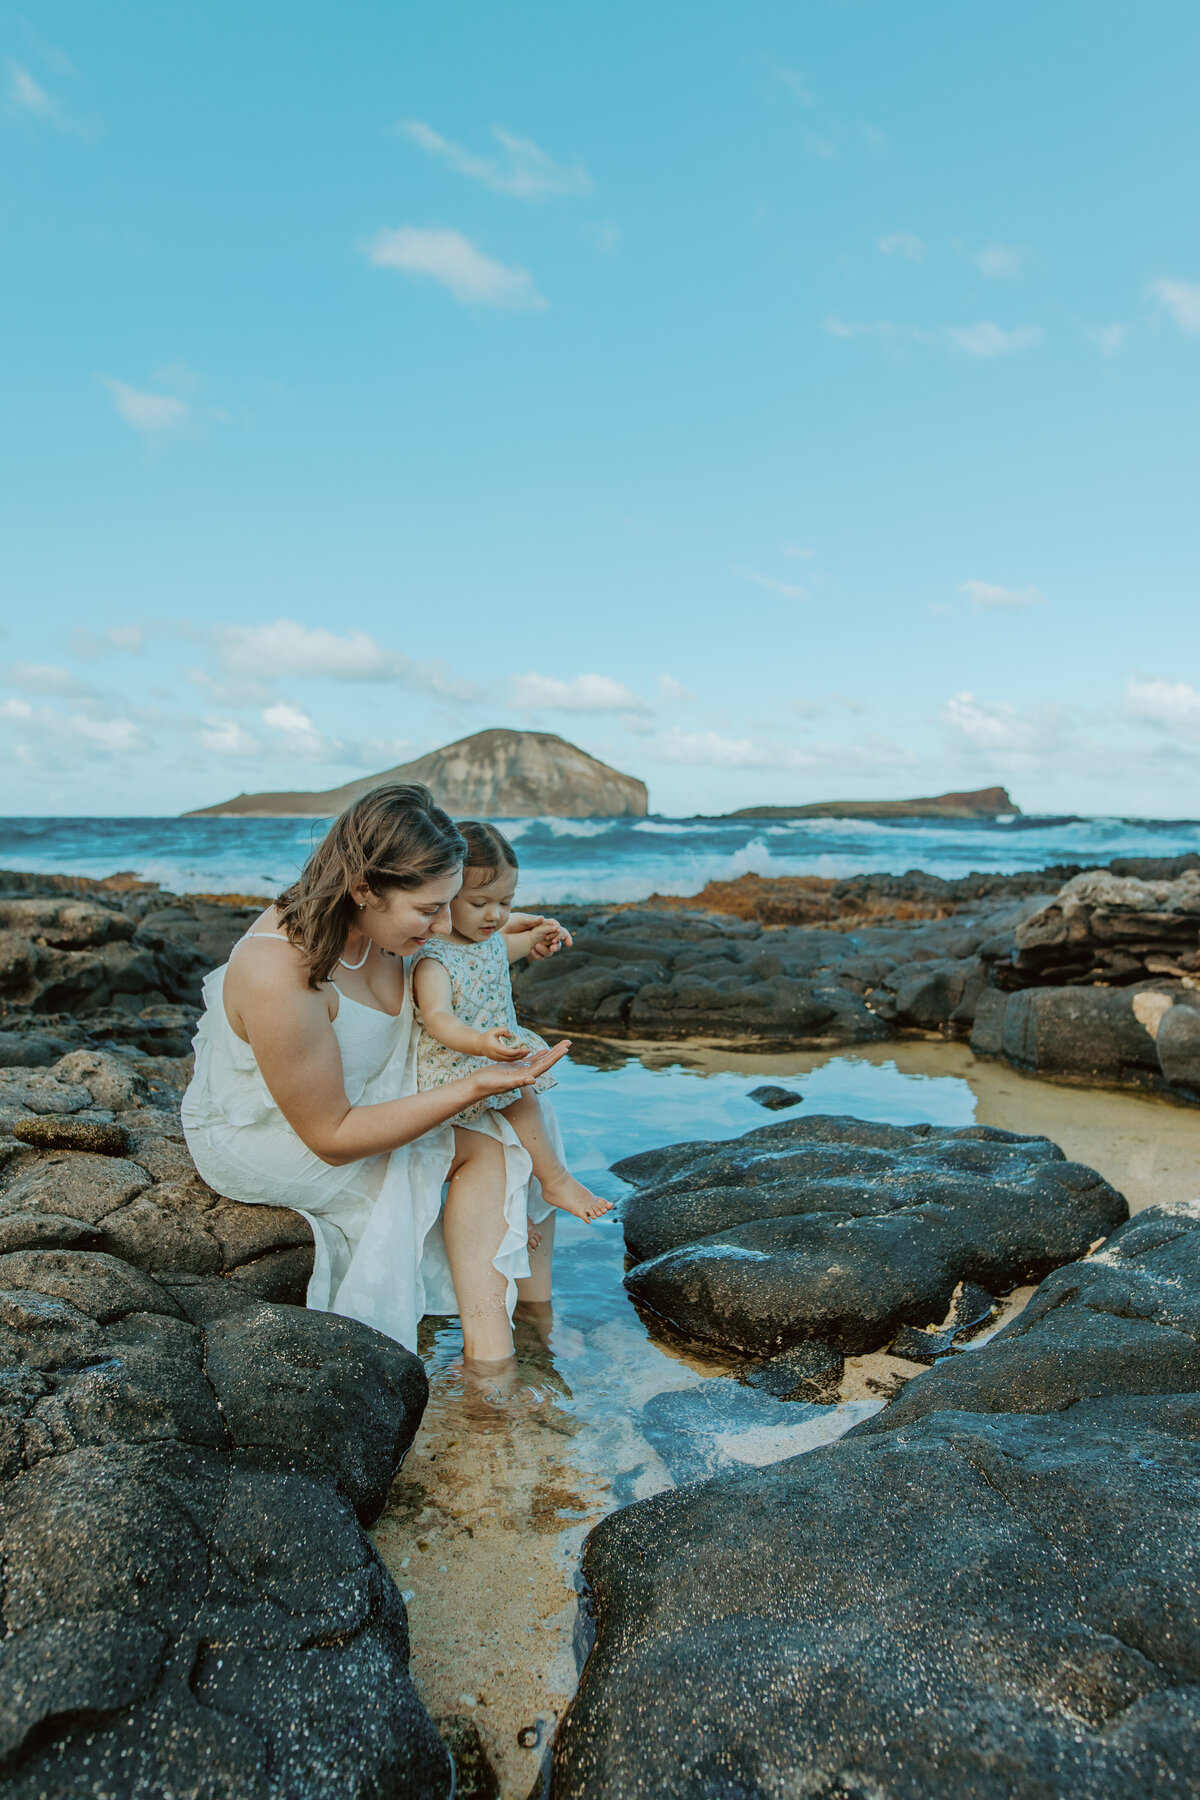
[1089,323,1128,357]
[262,701,342,760]
[363,226,546,311]
[1125,676,1200,740]
[822,317,933,345]
[587,223,621,256]
[657,674,696,703]
[947,322,1043,357]
[70,624,150,660]
[398,120,590,201]
[776,68,815,106]
[509,672,649,716]
[878,232,924,261]
[939,691,1063,764]
[803,132,836,161]
[5,58,98,136]
[973,244,1027,279]
[98,376,190,437]
[198,716,262,757]
[1148,278,1200,334]
[3,661,97,696]
[648,729,786,769]
[959,579,1045,610]
[7,60,55,118]
[211,620,481,701]
[730,565,808,601]
[0,697,148,765]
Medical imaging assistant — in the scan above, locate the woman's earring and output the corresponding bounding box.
[359,902,365,909]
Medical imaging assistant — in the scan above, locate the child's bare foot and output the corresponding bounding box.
[526,1216,543,1250]
[538,1170,613,1223]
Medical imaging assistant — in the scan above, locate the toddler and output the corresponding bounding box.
[412,822,612,1224]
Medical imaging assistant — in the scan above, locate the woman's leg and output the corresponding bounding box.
[516,1210,556,1307]
[442,1126,515,1365]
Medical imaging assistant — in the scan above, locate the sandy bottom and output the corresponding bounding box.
[372,1039,1200,1796]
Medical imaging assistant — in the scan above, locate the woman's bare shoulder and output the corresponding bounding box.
[226,910,322,1006]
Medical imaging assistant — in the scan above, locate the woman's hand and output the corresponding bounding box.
[470,1039,570,1098]
[479,1026,531,1063]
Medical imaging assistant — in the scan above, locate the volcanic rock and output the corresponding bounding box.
[184,727,648,819]
[0,1081,445,1798]
[550,1206,1200,1800]
[616,1115,1126,1358]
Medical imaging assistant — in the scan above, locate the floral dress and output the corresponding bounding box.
[414,931,557,1125]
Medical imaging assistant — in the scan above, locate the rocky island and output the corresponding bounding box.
[727,783,1019,820]
[184,728,648,820]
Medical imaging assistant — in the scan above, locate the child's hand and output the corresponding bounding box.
[528,918,572,960]
[479,1026,530,1063]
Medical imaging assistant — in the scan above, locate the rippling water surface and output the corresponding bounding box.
[3,810,1199,903]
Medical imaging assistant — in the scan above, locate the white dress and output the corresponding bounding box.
[180,935,553,1351]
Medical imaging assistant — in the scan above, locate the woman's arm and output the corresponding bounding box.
[236,951,566,1164]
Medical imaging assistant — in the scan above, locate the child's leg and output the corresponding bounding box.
[502,1092,613,1223]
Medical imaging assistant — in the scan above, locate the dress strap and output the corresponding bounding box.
[230,931,292,954]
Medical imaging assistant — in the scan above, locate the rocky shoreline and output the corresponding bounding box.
[552,1199,1200,1798]
[0,1045,449,1798]
[1,857,1198,1795]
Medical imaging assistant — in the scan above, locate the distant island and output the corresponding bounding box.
[184,728,649,820]
[727,786,1019,821]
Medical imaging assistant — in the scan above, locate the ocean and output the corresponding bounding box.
[2,812,1199,904]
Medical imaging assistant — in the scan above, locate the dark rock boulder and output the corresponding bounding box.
[1155,996,1200,1096]
[741,1339,843,1401]
[1003,868,1200,988]
[617,1115,1126,1357]
[204,1302,428,1523]
[550,1206,1200,1800]
[856,1202,1200,1432]
[551,1398,1200,1799]
[972,982,1175,1089]
[747,1084,802,1110]
[0,1244,445,1798]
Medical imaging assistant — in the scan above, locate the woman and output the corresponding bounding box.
[181,783,569,1365]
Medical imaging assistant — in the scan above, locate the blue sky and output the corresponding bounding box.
[2,0,1198,818]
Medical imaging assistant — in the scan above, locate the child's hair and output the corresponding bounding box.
[277,784,466,987]
[457,820,519,882]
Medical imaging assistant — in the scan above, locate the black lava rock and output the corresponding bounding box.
[550,1206,1200,1800]
[617,1115,1126,1358]
[742,1339,843,1402]
[747,1085,803,1110]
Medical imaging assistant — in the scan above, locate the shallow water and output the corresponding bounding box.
[371,1042,1200,1797]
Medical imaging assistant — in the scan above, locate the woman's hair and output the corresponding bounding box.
[276,784,466,986]
[457,820,519,881]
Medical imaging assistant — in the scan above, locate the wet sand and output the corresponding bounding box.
[372,1040,1200,1796]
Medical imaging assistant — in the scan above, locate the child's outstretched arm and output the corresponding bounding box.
[412,957,528,1062]
[503,917,572,965]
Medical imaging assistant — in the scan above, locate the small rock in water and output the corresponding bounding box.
[743,1340,844,1402]
[436,1714,499,1800]
[748,1084,804,1110]
[890,1280,997,1363]
[12,1116,131,1155]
